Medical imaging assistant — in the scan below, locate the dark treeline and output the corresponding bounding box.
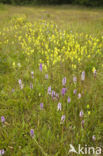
[0,0,103,6]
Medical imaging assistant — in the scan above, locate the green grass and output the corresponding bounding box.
[0,4,103,156]
[0,4,103,34]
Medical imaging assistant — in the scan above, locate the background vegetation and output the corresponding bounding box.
[0,0,103,6]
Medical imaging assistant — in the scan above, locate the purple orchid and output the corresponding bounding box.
[73,76,77,83]
[67,96,71,103]
[39,63,42,71]
[57,103,62,111]
[79,110,84,118]
[1,116,5,123]
[48,86,51,95]
[61,115,66,123]
[73,89,77,95]
[81,71,85,81]
[40,103,43,109]
[61,88,67,96]
[62,77,66,86]
[30,129,34,138]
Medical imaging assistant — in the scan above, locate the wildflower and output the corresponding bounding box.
[39,93,41,96]
[57,103,61,111]
[61,88,67,96]
[92,67,96,76]
[1,116,5,123]
[0,149,5,155]
[92,67,96,74]
[78,93,81,99]
[39,63,42,71]
[87,104,90,109]
[73,89,77,95]
[12,62,15,68]
[52,90,55,97]
[48,86,51,95]
[61,115,65,123]
[18,79,23,89]
[31,71,34,75]
[81,71,85,81]
[56,93,59,99]
[62,77,66,86]
[92,135,96,141]
[31,71,34,79]
[67,96,71,103]
[30,83,33,89]
[40,103,43,109]
[79,110,84,118]
[88,111,91,115]
[1,149,4,155]
[17,63,21,67]
[18,79,22,85]
[73,76,77,83]
[45,74,48,79]
[30,129,34,138]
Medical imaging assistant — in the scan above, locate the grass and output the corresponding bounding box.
[0,4,103,156]
[0,4,103,34]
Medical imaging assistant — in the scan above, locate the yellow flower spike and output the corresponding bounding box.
[78,58,81,63]
[87,105,90,109]
[92,67,96,73]
[12,62,16,68]
[74,65,77,69]
[88,55,91,58]
[88,111,91,115]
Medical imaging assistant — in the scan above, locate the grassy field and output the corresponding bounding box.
[0,4,103,34]
[0,4,103,156]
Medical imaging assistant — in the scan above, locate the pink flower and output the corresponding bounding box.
[61,115,65,123]
[92,135,96,141]
[0,149,5,155]
[79,110,84,118]
[67,97,71,103]
[18,79,22,85]
[78,93,81,99]
[57,103,61,111]
[73,89,77,95]
[39,63,42,71]
[73,76,77,83]
[30,129,34,138]
[62,77,66,86]
[31,71,34,79]
[18,79,24,89]
[81,71,85,81]
[1,116,5,123]
[48,86,51,95]
[61,88,67,96]
[40,103,43,109]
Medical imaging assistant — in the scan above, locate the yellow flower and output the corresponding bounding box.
[92,67,96,73]
[87,105,90,109]
[12,62,15,67]
[88,55,91,58]
[88,111,91,115]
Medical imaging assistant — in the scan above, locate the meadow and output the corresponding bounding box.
[0,4,103,156]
